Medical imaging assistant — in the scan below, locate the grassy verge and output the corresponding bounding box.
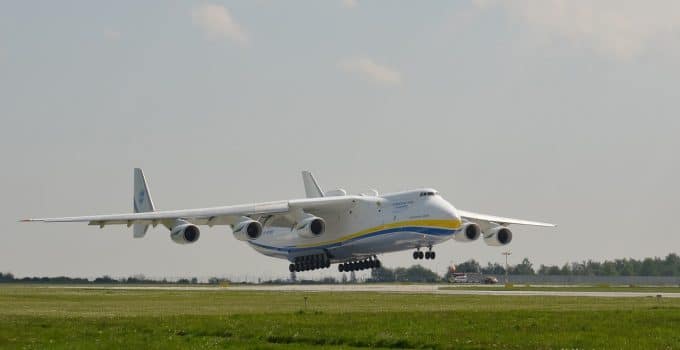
[0,286,678,349]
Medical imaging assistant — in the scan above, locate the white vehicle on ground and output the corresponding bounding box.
[22,169,554,273]
[453,273,469,283]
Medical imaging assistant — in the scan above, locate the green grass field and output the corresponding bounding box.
[1,285,679,349]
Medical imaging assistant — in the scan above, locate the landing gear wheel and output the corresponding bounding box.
[431,252,435,260]
[413,251,418,259]
[375,260,381,269]
[418,251,424,259]
[289,264,295,272]
[338,264,344,272]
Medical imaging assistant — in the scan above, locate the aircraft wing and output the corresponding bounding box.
[458,209,555,228]
[21,196,359,228]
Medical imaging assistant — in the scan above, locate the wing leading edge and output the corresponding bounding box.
[458,209,555,227]
[21,196,360,228]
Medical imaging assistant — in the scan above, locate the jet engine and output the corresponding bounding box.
[170,221,200,244]
[232,218,263,241]
[483,226,513,246]
[453,222,481,242]
[296,215,326,238]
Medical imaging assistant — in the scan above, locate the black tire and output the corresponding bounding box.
[338,264,344,272]
[413,251,418,259]
[431,252,436,260]
[375,260,381,269]
[418,251,424,259]
[289,264,295,272]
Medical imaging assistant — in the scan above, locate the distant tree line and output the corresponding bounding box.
[1,253,678,284]
[454,253,680,277]
[0,273,217,285]
[367,265,441,283]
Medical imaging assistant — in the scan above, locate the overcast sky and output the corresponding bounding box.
[2,1,679,281]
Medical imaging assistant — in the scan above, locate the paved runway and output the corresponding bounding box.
[59,284,680,298]
[230,284,679,298]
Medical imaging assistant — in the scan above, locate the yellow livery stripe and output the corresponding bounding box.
[297,218,461,248]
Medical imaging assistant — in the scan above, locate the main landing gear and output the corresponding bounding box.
[338,256,381,272]
[413,248,436,260]
[289,253,331,272]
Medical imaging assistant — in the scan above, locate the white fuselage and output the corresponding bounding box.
[247,189,462,262]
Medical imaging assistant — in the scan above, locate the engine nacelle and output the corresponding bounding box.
[232,218,262,241]
[170,221,200,244]
[296,215,325,238]
[483,226,513,246]
[454,222,481,242]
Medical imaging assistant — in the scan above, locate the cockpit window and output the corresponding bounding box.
[419,191,437,197]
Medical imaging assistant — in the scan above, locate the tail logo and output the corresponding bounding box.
[137,190,146,205]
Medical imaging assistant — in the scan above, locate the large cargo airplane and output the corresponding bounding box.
[22,169,554,273]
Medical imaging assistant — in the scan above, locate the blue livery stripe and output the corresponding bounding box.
[248,226,458,253]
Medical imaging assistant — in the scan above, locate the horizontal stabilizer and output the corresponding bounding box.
[302,171,324,198]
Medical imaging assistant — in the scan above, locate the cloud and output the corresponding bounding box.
[341,0,358,9]
[104,30,121,41]
[475,0,680,59]
[191,4,248,44]
[339,57,402,85]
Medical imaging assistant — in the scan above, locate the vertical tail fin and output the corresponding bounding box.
[133,168,155,238]
[301,171,324,198]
